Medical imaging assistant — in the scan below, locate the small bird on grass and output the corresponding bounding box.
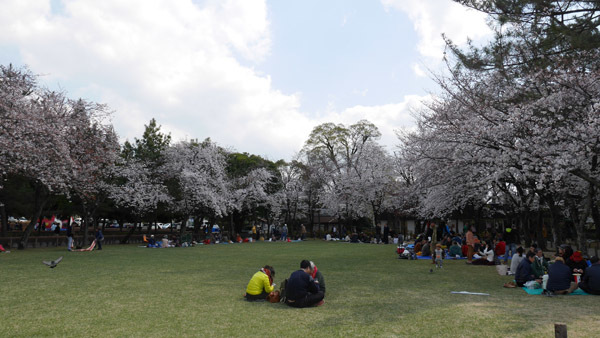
[429,268,433,273]
[42,256,63,268]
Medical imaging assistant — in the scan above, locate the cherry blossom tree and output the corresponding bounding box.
[399,0,600,249]
[161,138,229,236]
[65,99,120,245]
[302,120,397,229]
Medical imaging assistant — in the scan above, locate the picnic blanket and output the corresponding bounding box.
[417,255,467,260]
[521,287,590,295]
[73,240,96,252]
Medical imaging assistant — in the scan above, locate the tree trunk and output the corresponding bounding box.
[575,185,593,254]
[0,202,7,237]
[592,186,600,241]
[121,221,139,244]
[180,214,190,237]
[536,209,546,250]
[19,185,48,250]
[81,206,90,247]
[546,196,562,249]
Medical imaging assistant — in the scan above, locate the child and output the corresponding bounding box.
[435,243,443,268]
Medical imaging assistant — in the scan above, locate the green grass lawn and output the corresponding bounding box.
[1,241,598,337]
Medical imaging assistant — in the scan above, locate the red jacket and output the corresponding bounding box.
[495,241,506,256]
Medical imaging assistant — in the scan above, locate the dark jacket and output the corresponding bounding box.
[515,258,534,284]
[449,244,462,257]
[579,263,600,295]
[314,270,326,294]
[421,243,431,257]
[66,225,73,238]
[286,270,318,301]
[567,259,587,274]
[546,260,572,291]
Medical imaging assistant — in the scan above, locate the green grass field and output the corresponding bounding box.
[1,241,598,337]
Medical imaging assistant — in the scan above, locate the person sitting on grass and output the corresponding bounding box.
[472,241,495,265]
[147,235,158,248]
[245,265,276,301]
[578,256,600,295]
[285,260,324,308]
[421,240,431,257]
[515,252,540,287]
[567,250,587,278]
[448,241,462,258]
[509,247,525,275]
[310,261,326,295]
[531,248,549,278]
[546,257,578,294]
[494,238,506,260]
[413,240,422,255]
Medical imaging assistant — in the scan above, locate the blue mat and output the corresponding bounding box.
[416,255,467,260]
[521,287,590,295]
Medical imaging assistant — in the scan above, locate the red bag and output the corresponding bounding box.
[267,290,280,303]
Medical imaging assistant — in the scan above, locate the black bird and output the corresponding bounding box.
[42,256,63,268]
[429,268,433,273]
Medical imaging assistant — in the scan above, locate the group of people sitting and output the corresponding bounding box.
[511,244,600,295]
[244,260,325,308]
[146,234,193,248]
[406,230,505,266]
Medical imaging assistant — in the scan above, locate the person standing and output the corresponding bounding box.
[300,224,306,240]
[251,225,257,241]
[282,224,288,241]
[434,243,444,268]
[504,225,519,258]
[66,223,73,251]
[95,228,104,250]
[285,260,324,307]
[383,224,390,244]
[466,228,475,264]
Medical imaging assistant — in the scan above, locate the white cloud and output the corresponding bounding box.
[0,0,305,158]
[0,0,427,160]
[412,63,426,77]
[322,95,428,153]
[382,0,491,71]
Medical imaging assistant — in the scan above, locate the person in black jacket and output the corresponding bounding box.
[285,260,324,308]
[515,252,539,287]
[546,257,578,294]
[579,256,600,295]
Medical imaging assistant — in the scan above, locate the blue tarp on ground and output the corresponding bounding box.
[416,255,467,260]
[522,287,590,295]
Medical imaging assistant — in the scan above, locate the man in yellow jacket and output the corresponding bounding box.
[245,265,275,301]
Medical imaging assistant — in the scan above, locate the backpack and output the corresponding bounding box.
[279,278,288,303]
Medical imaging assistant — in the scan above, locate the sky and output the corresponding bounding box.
[0,0,491,161]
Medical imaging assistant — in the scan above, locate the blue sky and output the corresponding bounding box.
[0,0,490,161]
[259,0,426,115]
